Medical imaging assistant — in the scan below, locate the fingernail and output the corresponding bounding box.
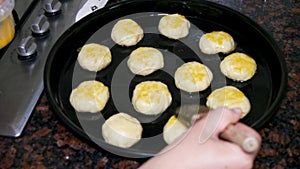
[232,108,242,114]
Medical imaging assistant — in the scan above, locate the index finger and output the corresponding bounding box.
[197,107,242,143]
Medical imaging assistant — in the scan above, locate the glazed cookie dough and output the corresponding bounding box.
[158,14,190,39]
[69,80,109,113]
[199,31,235,54]
[102,113,143,148]
[220,52,257,82]
[127,47,164,76]
[77,43,112,72]
[132,81,172,115]
[111,19,144,46]
[163,115,188,144]
[206,86,251,118]
[174,61,213,92]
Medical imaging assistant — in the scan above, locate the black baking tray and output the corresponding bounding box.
[44,0,287,158]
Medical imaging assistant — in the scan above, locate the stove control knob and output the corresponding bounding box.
[31,15,50,36]
[43,0,62,16]
[17,36,37,59]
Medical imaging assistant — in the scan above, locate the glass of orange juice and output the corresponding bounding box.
[0,0,15,49]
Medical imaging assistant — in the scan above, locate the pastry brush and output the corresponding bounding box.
[175,104,260,153]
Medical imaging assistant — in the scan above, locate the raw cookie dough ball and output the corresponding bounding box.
[199,31,235,54]
[174,61,213,92]
[220,52,257,82]
[77,43,112,72]
[102,113,143,148]
[158,14,190,39]
[127,47,164,76]
[163,115,188,144]
[111,19,144,46]
[132,81,172,115]
[206,86,251,118]
[69,80,109,113]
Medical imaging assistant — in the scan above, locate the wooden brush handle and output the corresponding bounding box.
[220,124,260,153]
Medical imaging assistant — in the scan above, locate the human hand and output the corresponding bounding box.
[140,107,261,169]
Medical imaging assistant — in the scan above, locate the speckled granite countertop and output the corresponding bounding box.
[0,0,299,168]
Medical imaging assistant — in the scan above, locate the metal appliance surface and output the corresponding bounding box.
[0,0,94,137]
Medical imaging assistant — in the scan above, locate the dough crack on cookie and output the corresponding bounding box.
[220,52,257,82]
[111,19,144,46]
[199,31,235,54]
[102,113,143,148]
[158,14,190,39]
[69,80,109,113]
[132,81,172,115]
[77,43,112,72]
[174,61,213,92]
[206,86,251,118]
[127,47,164,76]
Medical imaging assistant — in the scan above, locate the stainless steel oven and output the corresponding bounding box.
[0,0,108,137]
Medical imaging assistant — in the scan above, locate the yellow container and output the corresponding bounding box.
[0,0,15,49]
